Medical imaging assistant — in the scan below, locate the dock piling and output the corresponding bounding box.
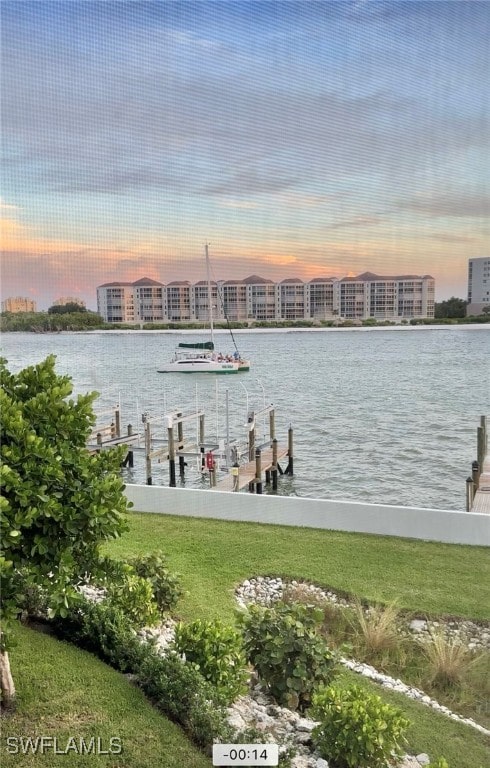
[248,411,255,461]
[122,424,134,468]
[255,448,263,494]
[199,414,206,471]
[477,426,485,470]
[466,476,475,512]
[269,409,276,441]
[177,412,185,477]
[144,417,152,485]
[168,421,176,487]
[272,438,278,490]
[472,460,480,490]
[285,426,294,475]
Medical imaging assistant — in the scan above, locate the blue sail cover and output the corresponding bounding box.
[178,342,214,351]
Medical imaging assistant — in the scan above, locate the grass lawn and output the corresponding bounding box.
[0,623,211,768]
[105,512,490,766]
[334,668,490,768]
[107,513,490,622]
[5,513,488,768]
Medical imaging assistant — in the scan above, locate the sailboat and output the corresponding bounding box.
[157,245,250,374]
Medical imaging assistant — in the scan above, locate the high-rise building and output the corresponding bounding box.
[53,296,86,308]
[96,272,435,324]
[1,297,37,313]
[467,257,490,315]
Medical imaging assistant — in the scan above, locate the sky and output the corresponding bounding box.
[1,0,489,310]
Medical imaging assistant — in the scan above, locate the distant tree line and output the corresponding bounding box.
[2,299,489,332]
[434,297,468,318]
[0,310,105,332]
[48,302,88,314]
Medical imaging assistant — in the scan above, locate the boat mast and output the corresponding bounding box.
[205,243,214,347]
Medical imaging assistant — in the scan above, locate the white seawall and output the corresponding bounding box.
[124,485,489,546]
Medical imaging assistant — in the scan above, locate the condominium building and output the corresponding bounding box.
[243,275,276,320]
[96,272,435,324]
[192,281,224,322]
[467,257,490,315]
[307,278,336,319]
[220,280,248,321]
[96,282,136,323]
[1,296,37,313]
[52,296,86,308]
[133,277,164,322]
[338,272,435,320]
[278,279,307,320]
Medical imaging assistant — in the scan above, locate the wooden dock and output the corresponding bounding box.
[214,443,289,492]
[86,403,295,493]
[469,415,489,514]
[471,453,490,514]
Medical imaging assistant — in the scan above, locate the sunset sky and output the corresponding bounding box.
[2,0,489,310]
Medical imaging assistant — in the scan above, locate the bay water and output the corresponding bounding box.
[2,326,489,511]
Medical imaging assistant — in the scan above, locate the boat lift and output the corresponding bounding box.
[87,392,293,492]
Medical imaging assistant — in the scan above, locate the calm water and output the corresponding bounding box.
[2,326,489,511]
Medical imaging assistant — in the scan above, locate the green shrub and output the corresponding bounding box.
[173,618,249,704]
[12,568,50,619]
[127,550,184,612]
[54,601,231,750]
[238,602,337,710]
[52,599,150,672]
[311,684,410,768]
[105,571,160,628]
[428,759,450,768]
[138,650,233,748]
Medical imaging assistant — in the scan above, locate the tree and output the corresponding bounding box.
[482,306,490,315]
[434,297,467,319]
[48,302,87,314]
[0,356,129,709]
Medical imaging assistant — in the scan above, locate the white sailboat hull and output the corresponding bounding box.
[157,356,239,374]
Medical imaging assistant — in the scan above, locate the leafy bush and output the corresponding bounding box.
[52,599,149,672]
[127,550,183,612]
[427,759,449,768]
[173,618,249,704]
[281,584,352,649]
[105,570,160,628]
[138,650,233,748]
[238,602,337,710]
[12,568,50,619]
[54,601,231,749]
[311,684,410,768]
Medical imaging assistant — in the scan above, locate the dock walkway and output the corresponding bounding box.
[472,452,490,514]
[214,444,289,492]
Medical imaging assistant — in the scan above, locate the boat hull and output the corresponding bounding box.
[157,360,239,373]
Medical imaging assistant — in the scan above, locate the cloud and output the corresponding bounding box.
[328,216,383,230]
[430,233,477,243]
[0,199,21,211]
[4,20,486,199]
[219,199,258,209]
[400,194,490,218]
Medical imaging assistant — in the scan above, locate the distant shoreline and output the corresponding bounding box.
[71,323,490,335]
